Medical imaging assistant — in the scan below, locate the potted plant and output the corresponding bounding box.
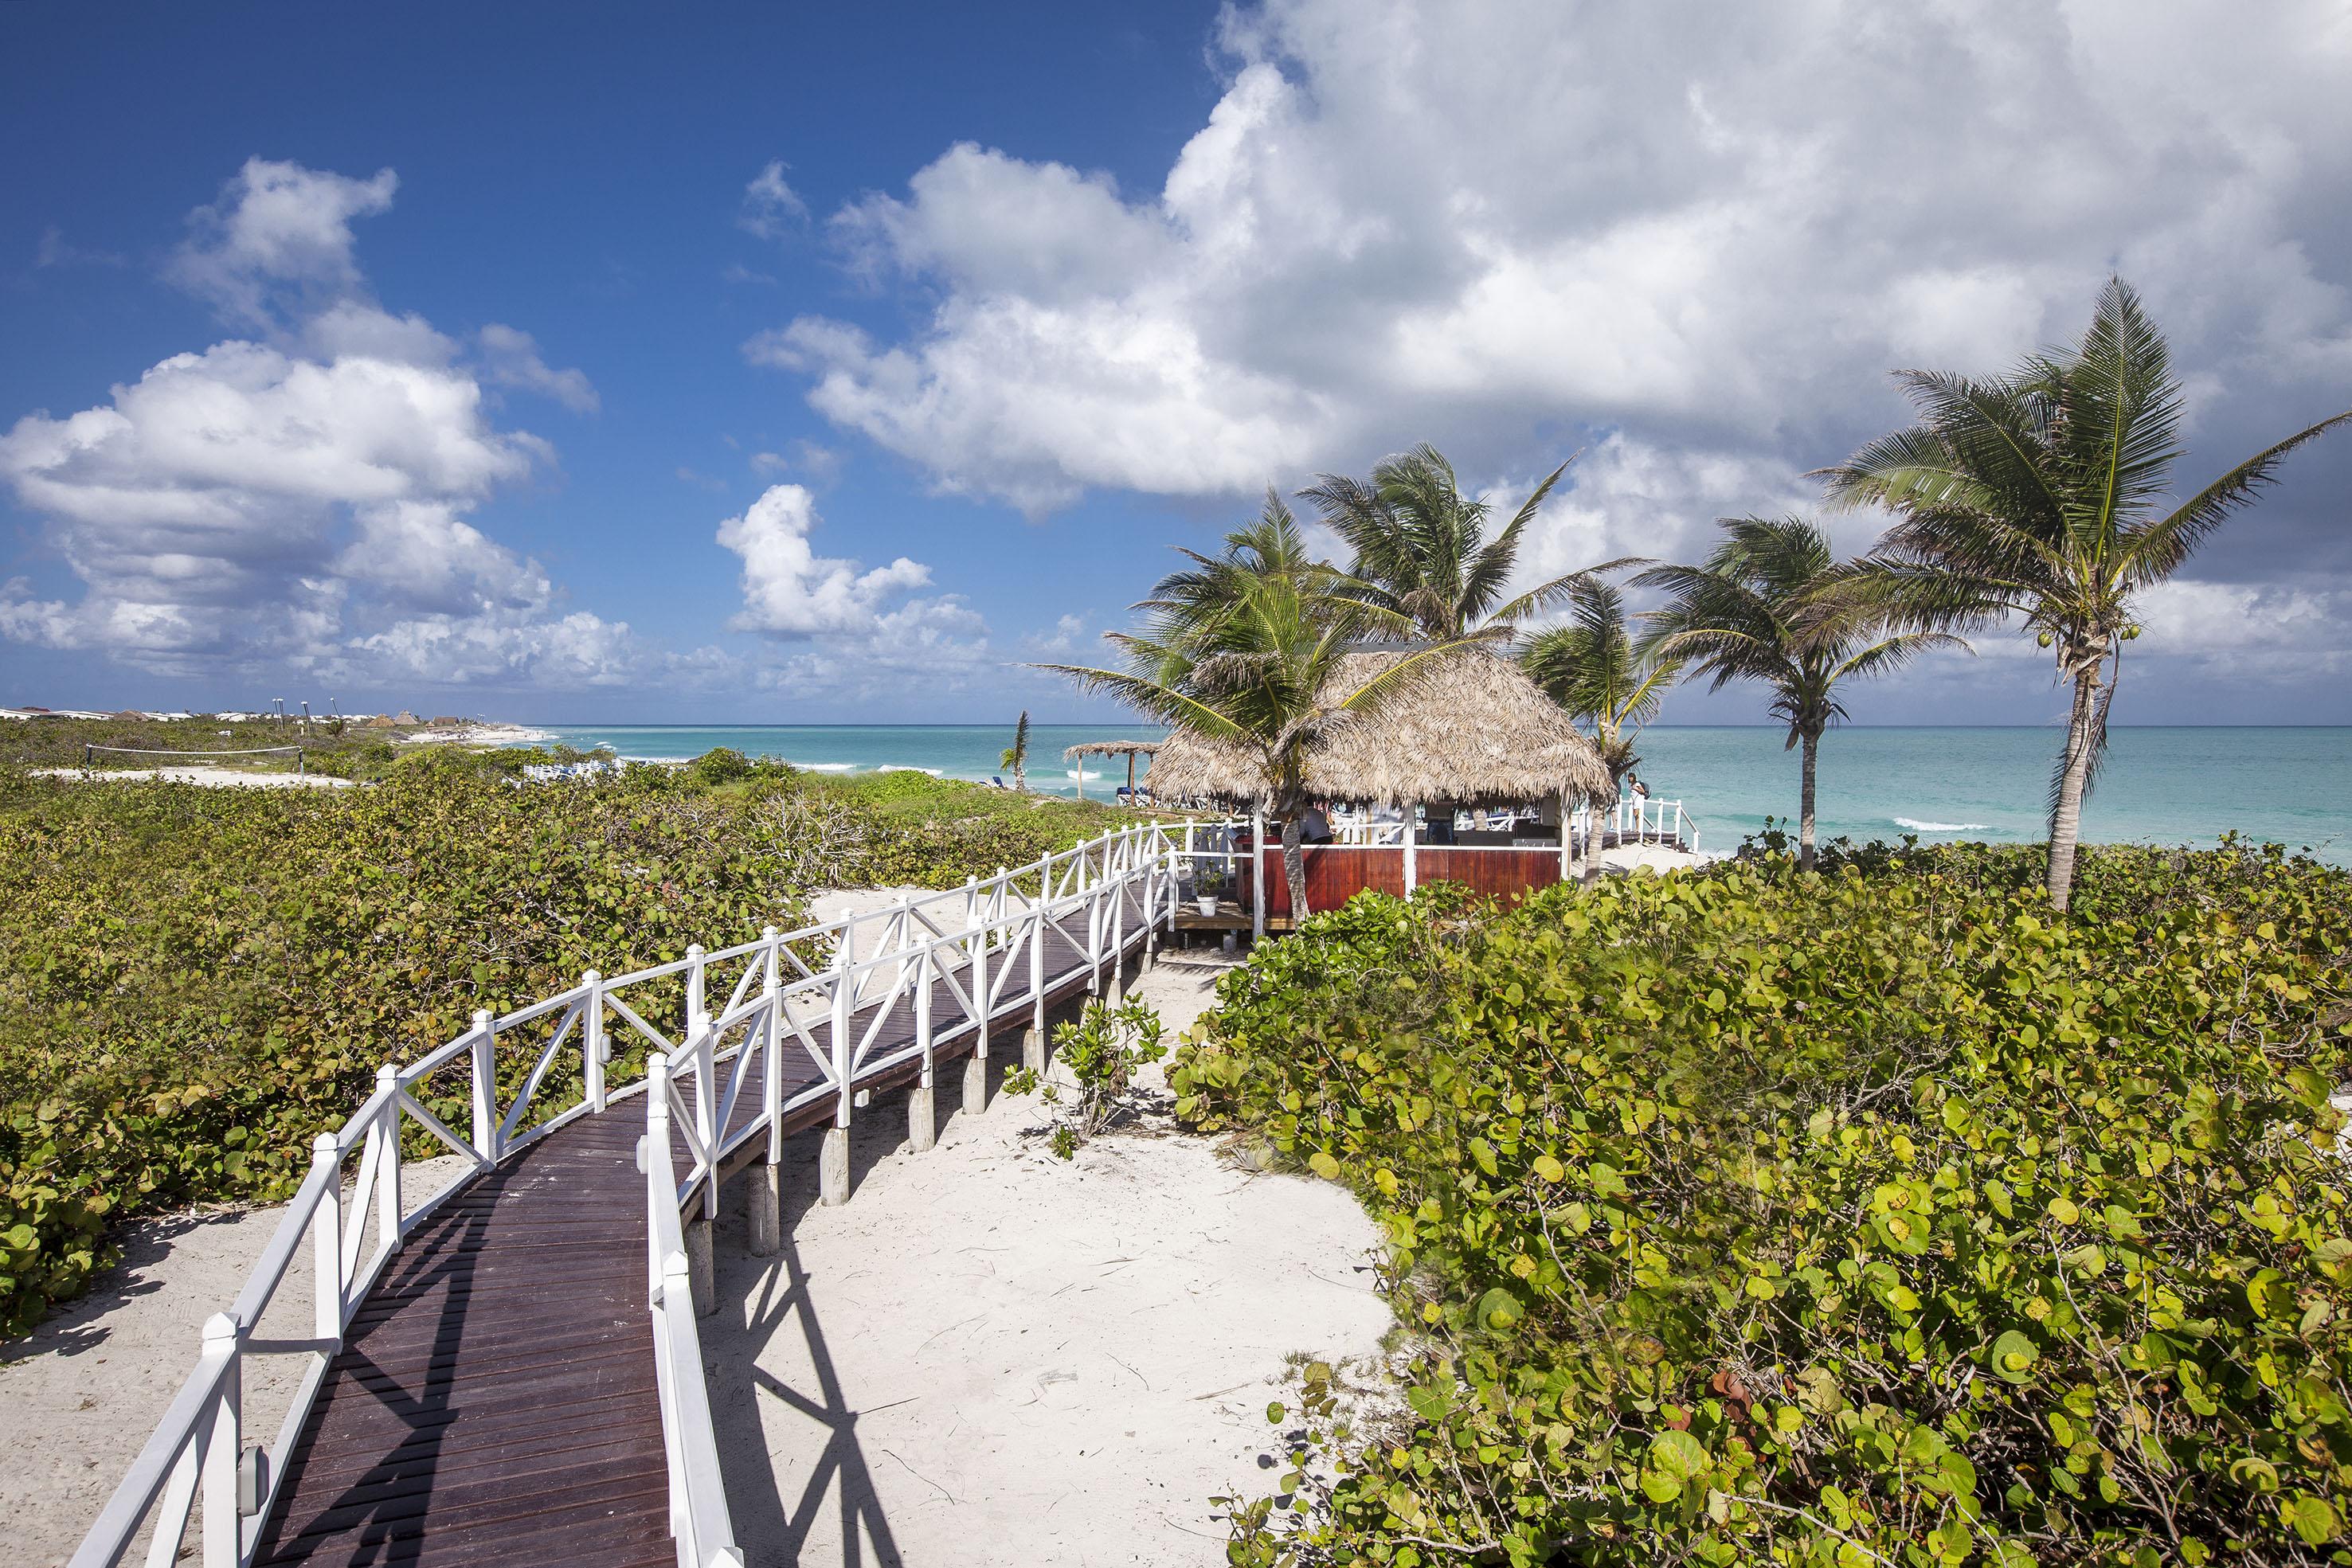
[1192,862,1224,915]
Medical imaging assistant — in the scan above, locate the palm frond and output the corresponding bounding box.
[2113,407,2352,590]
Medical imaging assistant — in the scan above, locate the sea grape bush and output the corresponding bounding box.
[1006,997,1166,1159]
[1172,843,2352,1566]
[0,760,1113,1332]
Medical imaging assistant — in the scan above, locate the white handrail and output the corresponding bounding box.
[645,1054,743,1568]
[69,814,1213,1568]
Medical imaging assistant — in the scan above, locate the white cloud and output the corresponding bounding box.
[0,160,617,688]
[739,160,810,240]
[169,158,398,328]
[717,483,933,637]
[749,0,2352,534]
[477,324,599,413]
[748,438,840,482]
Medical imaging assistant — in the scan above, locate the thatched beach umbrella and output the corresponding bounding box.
[1061,739,1160,801]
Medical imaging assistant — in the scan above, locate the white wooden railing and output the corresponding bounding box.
[68,817,1213,1568]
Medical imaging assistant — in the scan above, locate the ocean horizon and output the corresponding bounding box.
[534,723,2352,867]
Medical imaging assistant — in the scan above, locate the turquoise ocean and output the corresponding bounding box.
[537,725,2352,867]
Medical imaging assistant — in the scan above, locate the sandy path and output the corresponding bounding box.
[33,765,355,788]
[707,897,1391,1566]
[2,891,1391,1566]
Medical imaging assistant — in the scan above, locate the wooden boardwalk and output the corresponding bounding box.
[251,915,1117,1566]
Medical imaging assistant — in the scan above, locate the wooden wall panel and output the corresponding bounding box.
[1254,846,1563,918]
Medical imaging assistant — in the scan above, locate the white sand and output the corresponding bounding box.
[2,890,1393,1566]
[33,765,355,789]
[1595,842,1716,874]
[711,889,1394,1564]
[397,722,554,745]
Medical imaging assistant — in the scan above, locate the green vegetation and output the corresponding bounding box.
[1004,997,1165,1160]
[0,753,1114,1332]
[1302,443,1603,640]
[1175,843,2352,1565]
[1041,495,1470,919]
[1820,277,2352,910]
[1520,577,1677,799]
[1634,517,1959,872]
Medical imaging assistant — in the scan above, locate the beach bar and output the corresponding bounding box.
[1146,650,1625,933]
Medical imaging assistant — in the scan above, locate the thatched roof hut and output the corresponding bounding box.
[1146,649,1612,807]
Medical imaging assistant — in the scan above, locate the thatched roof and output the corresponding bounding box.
[1061,740,1162,761]
[1145,649,1612,807]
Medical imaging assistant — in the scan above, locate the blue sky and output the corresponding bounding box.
[5,1,2350,725]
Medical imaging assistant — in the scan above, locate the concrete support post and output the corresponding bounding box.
[908,1085,937,1152]
[1023,1023,1045,1073]
[746,1163,781,1257]
[686,1216,716,1317]
[963,1052,987,1115]
[820,1126,850,1206]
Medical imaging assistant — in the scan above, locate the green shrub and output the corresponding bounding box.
[1175,842,2352,1566]
[686,746,756,786]
[1007,997,1165,1158]
[0,764,1117,1332]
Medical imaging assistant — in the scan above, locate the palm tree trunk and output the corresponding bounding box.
[2047,665,2100,912]
[1281,814,1308,925]
[1798,729,1819,872]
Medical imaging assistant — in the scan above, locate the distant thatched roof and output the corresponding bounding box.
[1060,740,1162,761]
[1146,648,1612,807]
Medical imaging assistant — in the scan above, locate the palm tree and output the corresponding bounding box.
[1000,710,1030,792]
[1304,444,1616,639]
[1818,277,2352,909]
[1520,576,1679,797]
[1037,498,1462,919]
[1636,518,1960,871]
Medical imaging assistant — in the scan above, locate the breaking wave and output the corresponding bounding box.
[1894,816,1990,833]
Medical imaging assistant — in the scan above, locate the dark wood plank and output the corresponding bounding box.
[258,908,1142,1565]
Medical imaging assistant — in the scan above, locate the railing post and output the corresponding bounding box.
[374,1065,402,1246]
[824,936,852,1206]
[1250,804,1267,940]
[909,944,937,1152]
[965,890,991,1116]
[685,944,706,1033]
[199,1311,239,1568]
[583,970,606,1112]
[749,929,785,1257]
[311,1133,342,1344]
[1108,858,1126,1003]
[468,1011,496,1167]
[1180,822,1195,931]
[691,1013,718,1220]
[1026,899,1047,1073]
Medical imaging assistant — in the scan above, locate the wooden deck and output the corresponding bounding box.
[252,913,1118,1566]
